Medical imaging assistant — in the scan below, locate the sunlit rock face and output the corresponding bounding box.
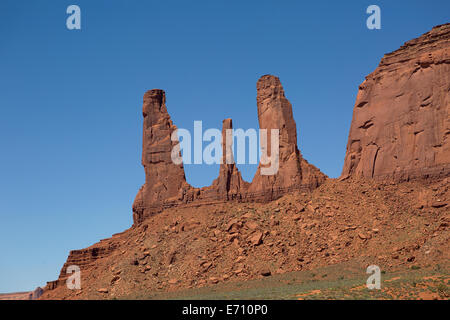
[342,23,450,181]
[132,76,326,225]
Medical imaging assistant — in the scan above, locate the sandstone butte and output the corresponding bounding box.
[41,24,449,298]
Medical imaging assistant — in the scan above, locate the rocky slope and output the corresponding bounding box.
[40,177,449,299]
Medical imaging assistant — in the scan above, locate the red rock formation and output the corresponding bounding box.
[247,75,327,200]
[42,25,450,297]
[209,119,249,200]
[46,241,119,290]
[132,89,192,224]
[342,23,450,181]
[132,76,326,225]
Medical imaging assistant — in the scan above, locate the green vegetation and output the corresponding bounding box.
[121,261,449,300]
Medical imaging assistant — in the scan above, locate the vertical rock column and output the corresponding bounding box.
[132,89,191,224]
[248,75,326,200]
[210,118,248,200]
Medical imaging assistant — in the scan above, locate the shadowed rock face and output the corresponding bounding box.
[342,23,450,181]
[132,76,327,225]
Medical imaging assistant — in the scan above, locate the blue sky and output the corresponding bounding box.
[0,0,448,292]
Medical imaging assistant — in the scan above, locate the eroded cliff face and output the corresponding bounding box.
[342,23,450,181]
[132,75,327,225]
